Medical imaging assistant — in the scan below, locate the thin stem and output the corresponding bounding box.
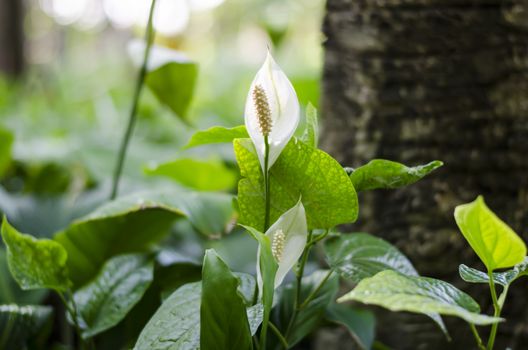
[269,322,288,349]
[486,270,501,350]
[469,323,486,350]
[110,0,158,200]
[299,269,334,310]
[263,135,271,231]
[259,136,272,350]
[284,230,314,341]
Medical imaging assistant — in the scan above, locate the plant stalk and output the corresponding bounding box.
[486,270,501,350]
[299,269,334,310]
[58,292,85,350]
[263,135,271,231]
[110,0,157,200]
[259,135,272,350]
[469,323,486,350]
[269,321,288,349]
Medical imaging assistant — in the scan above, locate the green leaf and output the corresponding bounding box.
[235,138,358,230]
[324,233,417,283]
[134,275,260,350]
[1,217,71,292]
[144,158,237,191]
[325,303,375,350]
[301,103,319,148]
[276,270,339,346]
[155,250,202,301]
[184,125,249,149]
[0,127,14,178]
[0,304,52,349]
[350,159,443,192]
[0,248,48,305]
[145,62,198,120]
[242,225,278,345]
[338,270,502,325]
[200,250,252,350]
[459,258,528,287]
[54,190,234,287]
[454,196,527,270]
[73,254,154,338]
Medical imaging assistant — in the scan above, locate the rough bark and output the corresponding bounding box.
[0,0,25,77]
[321,0,528,349]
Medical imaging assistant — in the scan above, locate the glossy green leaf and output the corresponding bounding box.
[459,257,528,287]
[235,138,358,230]
[200,250,252,350]
[0,248,48,305]
[0,127,14,178]
[134,274,261,350]
[276,270,339,346]
[301,103,319,148]
[146,62,198,120]
[339,270,502,325]
[54,190,234,287]
[454,196,527,270]
[350,159,443,192]
[144,158,237,191]
[73,254,154,338]
[325,303,375,350]
[1,217,71,292]
[324,233,417,283]
[0,304,52,349]
[184,125,249,149]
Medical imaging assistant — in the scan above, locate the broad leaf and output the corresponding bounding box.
[146,62,198,120]
[301,103,319,148]
[200,250,252,350]
[0,127,13,178]
[324,233,417,283]
[459,258,528,287]
[339,270,501,325]
[134,275,261,350]
[54,190,234,287]
[350,159,443,192]
[155,249,202,300]
[0,304,52,349]
[276,270,339,346]
[184,125,249,149]
[1,217,71,292]
[144,158,237,191]
[235,138,358,230]
[0,248,48,305]
[325,303,375,350]
[454,196,527,270]
[73,254,154,338]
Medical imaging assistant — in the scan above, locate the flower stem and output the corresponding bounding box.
[263,135,271,231]
[110,0,157,200]
[486,270,502,350]
[469,323,486,350]
[284,230,313,343]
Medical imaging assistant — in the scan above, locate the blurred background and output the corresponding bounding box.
[0,0,323,199]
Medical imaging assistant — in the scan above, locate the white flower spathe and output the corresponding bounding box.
[244,51,300,172]
[257,199,308,294]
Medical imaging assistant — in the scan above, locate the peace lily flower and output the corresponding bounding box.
[245,51,300,171]
[257,200,308,294]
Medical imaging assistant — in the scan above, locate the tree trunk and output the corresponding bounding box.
[321,0,528,349]
[0,0,25,77]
